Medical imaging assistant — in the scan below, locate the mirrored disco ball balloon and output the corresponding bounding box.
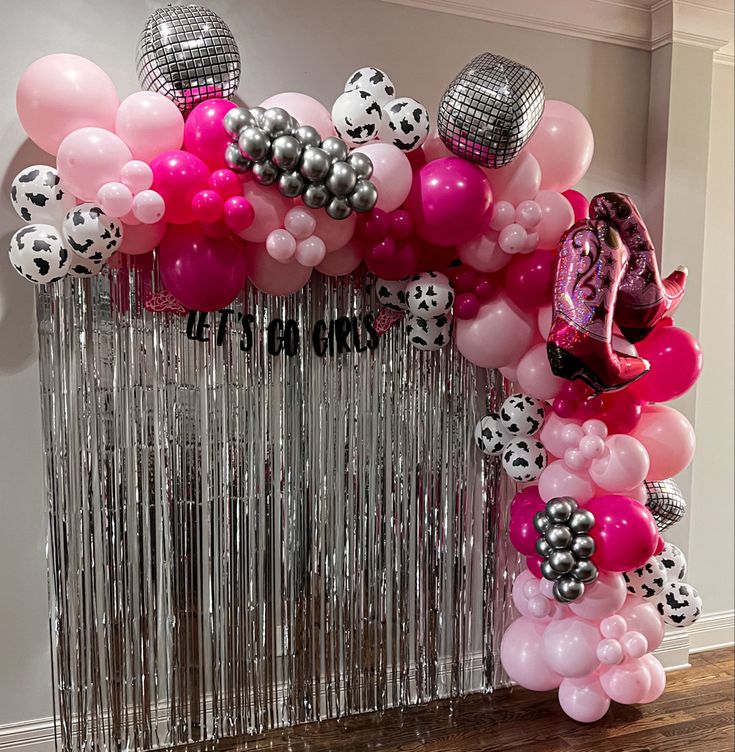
[437,52,544,168]
[645,478,687,532]
[136,4,241,113]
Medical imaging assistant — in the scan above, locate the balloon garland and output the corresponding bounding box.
[8,3,704,725]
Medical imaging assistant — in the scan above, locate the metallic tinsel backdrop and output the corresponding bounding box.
[36,267,518,751]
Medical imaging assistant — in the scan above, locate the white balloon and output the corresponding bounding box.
[378,97,430,152]
[9,224,69,284]
[332,90,382,147]
[10,165,75,225]
[344,67,396,106]
[62,203,123,262]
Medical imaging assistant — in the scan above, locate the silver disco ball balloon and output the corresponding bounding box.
[136,4,241,113]
[645,478,687,532]
[437,52,545,169]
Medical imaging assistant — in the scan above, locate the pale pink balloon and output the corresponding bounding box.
[132,190,166,224]
[538,460,596,503]
[316,239,364,276]
[115,91,185,163]
[542,618,601,677]
[421,128,454,162]
[499,361,519,382]
[454,294,535,368]
[526,100,595,192]
[500,617,563,691]
[619,596,665,652]
[499,223,528,254]
[16,53,119,155]
[259,92,335,139]
[600,658,652,705]
[238,183,293,242]
[266,229,297,263]
[539,413,582,459]
[621,631,649,659]
[516,342,565,400]
[96,182,133,218]
[312,209,357,251]
[285,207,317,240]
[631,405,696,481]
[537,305,552,338]
[484,151,542,205]
[247,242,312,295]
[120,160,153,193]
[295,235,327,267]
[639,654,666,703]
[558,675,611,723]
[588,435,650,493]
[119,218,167,255]
[569,572,627,621]
[458,230,512,273]
[353,143,413,213]
[511,569,542,619]
[57,127,133,201]
[596,638,624,665]
[628,484,648,505]
[490,201,516,231]
[536,190,575,250]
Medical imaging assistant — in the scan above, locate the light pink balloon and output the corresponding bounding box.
[526,100,595,192]
[484,151,542,205]
[57,127,133,201]
[316,239,364,276]
[114,91,185,164]
[558,675,611,723]
[458,230,512,273]
[285,207,317,240]
[627,483,648,505]
[619,596,665,652]
[295,235,327,267]
[353,143,413,213]
[421,128,454,161]
[132,190,166,224]
[631,405,696,481]
[516,342,565,401]
[247,242,312,295]
[499,361,519,382]
[266,229,297,262]
[238,183,293,242]
[499,223,528,254]
[16,53,119,155]
[536,190,575,250]
[597,638,624,666]
[119,218,167,255]
[600,658,652,705]
[259,92,335,139]
[96,182,133,218]
[538,305,552,338]
[455,294,535,368]
[569,572,627,620]
[588,435,650,493]
[490,201,516,231]
[542,618,600,678]
[312,208,357,251]
[639,654,666,703]
[538,460,596,503]
[500,617,563,691]
[120,160,153,193]
[539,413,582,459]
[512,569,543,620]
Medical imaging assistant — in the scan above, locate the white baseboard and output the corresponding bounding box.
[688,609,735,653]
[0,716,55,752]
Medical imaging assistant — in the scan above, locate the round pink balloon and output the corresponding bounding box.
[119,218,167,256]
[115,91,185,164]
[57,127,133,201]
[600,658,652,705]
[259,92,335,139]
[316,239,364,276]
[619,597,665,652]
[421,128,454,162]
[505,249,556,311]
[247,242,313,295]
[159,224,247,311]
[354,143,413,214]
[132,190,166,224]
[238,182,293,242]
[639,654,666,703]
[588,435,650,493]
[512,569,548,620]
[563,189,589,221]
[96,182,133,218]
[527,101,595,192]
[516,342,565,401]
[16,53,119,155]
[543,618,601,678]
[120,160,154,193]
[539,413,582,459]
[266,229,297,263]
[150,150,209,225]
[454,294,535,368]
[484,151,542,205]
[500,617,563,691]
[183,98,236,171]
[558,675,611,723]
[458,230,511,273]
[509,490,545,556]
[538,460,596,504]
[536,190,575,250]
[405,158,493,247]
[312,208,357,251]
[569,572,627,620]
[631,405,696,481]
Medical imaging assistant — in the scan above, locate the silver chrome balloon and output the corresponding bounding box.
[325,162,357,198]
[223,107,256,140]
[326,197,353,220]
[303,183,330,209]
[533,511,550,534]
[278,171,306,198]
[544,524,573,550]
[252,161,279,186]
[249,106,266,126]
[570,534,595,560]
[546,498,575,523]
[321,136,349,164]
[540,560,563,581]
[535,537,552,558]
[437,52,545,168]
[238,127,271,163]
[300,147,331,182]
[571,559,598,584]
[293,125,322,148]
[347,151,374,180]
[347,180,378,213]
[261,107,293,137]
[548,550,575,574]
[555,576,585,602]
[645,478,687,532]
[271,135,303,172]
[569,509,595,534]
[224,143,251,173]
[136,4,241,114]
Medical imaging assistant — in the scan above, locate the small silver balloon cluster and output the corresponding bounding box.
[222,106,379,220]
[534,497,598,604]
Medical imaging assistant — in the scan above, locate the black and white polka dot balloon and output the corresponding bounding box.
[500,394,547,437]
[10,165,75,225]
[623,557,667,598]
[405,272,454,317]
[344,67,396,106]
[656,581,702,627]
[502,438,547,482]
[655,542,687,582]
[67,252,107,278]
[378,97,430,152]
[9,224,69,284]
[376,278,408,311]
[406,312,452,351]
[474,412,508,456]
[62,204,123,262]
[331,90,383,147]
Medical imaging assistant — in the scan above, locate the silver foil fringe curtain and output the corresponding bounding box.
[36,267,518,751]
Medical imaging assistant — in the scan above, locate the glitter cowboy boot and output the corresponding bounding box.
[547,219,650,393]
[589,192,687,343]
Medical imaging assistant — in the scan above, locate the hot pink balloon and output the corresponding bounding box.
[354,143,413,214]
[588,435,650,493]
[619,597,665,652]
[538,460,596,504]
[569,571,627,620]
[516,343,565,401]
[600,658,652,705]
[576,390,643,435]
[509,490,545,556]
[558,675,611,723]
[455,294,535,368]
[223,196,255,233]
[159,224,247,311]
[247,242,312,295]
[631,405,696,481]
[259,92,335,139]
[365,237,420,280]
[500,617,563,691]
[484,151,542,205]
[505,249,556,310]
[119,218,167,256]
[150,150,209,225]
[405,158,493,247]
[316,239,364,276]
[543,618,600,677]
[563,189,589,221]
[115,91,185,164]
[458,230,511,273]
[192,190,224,223]
[238,182,293,242]
[183,98,237,171]
[57,127,133,201]
[16,53,119,155]
[527,101,594,192]
[535,190,575,250]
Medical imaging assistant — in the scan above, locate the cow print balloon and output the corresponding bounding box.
[656,581,702,628]
[376,278,409,311]
[655,542,687,582]
[405,312,452,351]
[623,557,667,598]
[67,252,107,278]
[378,97,430,152]
[474,412,508,456]
[10,165,75,225]
[344,67,396,106]
[9,224,69,284]
[406,271,454,317]
[62,204,123,262]
[502,438,547,482]
[500,393,547,437]
[332,90,383,148]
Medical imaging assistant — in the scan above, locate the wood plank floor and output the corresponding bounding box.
[198,648,734,752]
